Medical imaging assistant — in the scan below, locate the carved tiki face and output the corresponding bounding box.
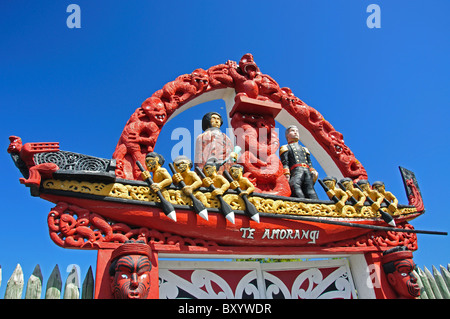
[141,97,167,127]
[110,243,152,299]
[190,68,209,92]
[382,247,420,299]
[239,53,259,78]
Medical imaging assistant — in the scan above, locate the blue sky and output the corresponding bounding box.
[0,1,449,297]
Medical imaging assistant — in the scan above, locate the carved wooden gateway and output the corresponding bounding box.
[8,54,446,299]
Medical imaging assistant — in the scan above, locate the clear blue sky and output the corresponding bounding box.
[1,1,449,297]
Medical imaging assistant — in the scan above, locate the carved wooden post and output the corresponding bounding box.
[24,264,43,299]
[45,265,62,299]
[4,264,24,299]
[82,266,94,299]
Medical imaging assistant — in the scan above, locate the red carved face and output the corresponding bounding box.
[280,87,299,108]
[111,255,151,299]
[141,97,167,126]
[191,68,209,91]
[239,53,259,78]
[7,136,23,153]
[387,259,420,299]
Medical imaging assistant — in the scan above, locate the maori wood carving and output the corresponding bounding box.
[230,110,290,196]
[381,246,421,299]
[8,54,434,300]
[112,54,368,183]
[159,261,356,299]
[47,202,219,249]
[46,202,417,251]
[109,242,153,299]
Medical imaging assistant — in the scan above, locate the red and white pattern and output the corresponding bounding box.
[159,259,357,299]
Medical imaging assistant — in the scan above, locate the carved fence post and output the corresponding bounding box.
[4,264,24,299]
[1,263,95,299]
[45,265,62,299]
[441,265,450,290]
[24,264,43,299]
[415,265,450,299]
[412,269,428,299]
[424,266,443,299]
[81,266,94,299]
[432,265,450,299]
[63,265,80,299]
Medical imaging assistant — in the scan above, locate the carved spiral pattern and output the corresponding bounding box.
[34,151,109,172]
[74,157,108,171]
[35,151,67,168]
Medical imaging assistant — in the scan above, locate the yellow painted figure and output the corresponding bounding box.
[172,156,208,205]
[202,159,230,198]
[356,180,385,212]
[340,178,366,210]
[229,164,255,197]
[372,181,398,214]
[141,152,172,200]
[322,176,348,211]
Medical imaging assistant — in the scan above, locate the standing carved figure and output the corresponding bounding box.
[195,112,235,173]
[280,125,318,199]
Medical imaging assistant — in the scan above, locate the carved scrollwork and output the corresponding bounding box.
[34,151,112,173]
[42,179,418,220]
[113,54,368,181]
[159,269,260,299]
[264,266,355,299]
[47,202,219,249]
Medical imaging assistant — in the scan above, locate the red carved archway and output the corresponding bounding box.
[112,54,368,183]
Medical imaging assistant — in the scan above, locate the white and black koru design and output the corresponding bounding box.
[34,151,116,181]
[158,260,357,299]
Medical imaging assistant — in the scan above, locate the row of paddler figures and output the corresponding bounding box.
[136,152,259,224]
[319,176,398,226]
[136,150,399,227]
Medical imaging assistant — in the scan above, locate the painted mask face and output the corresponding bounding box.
[342,181,353,190]
[145,157,159,172]
[230,167,243,180]
[359,183,370,192]
[388,259,420,299]
[174,160,190,173]
[203,165,216,177]
[111,255,151,299]
[323,180,336,190]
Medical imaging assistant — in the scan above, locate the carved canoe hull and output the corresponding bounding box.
[39,186,422,247]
